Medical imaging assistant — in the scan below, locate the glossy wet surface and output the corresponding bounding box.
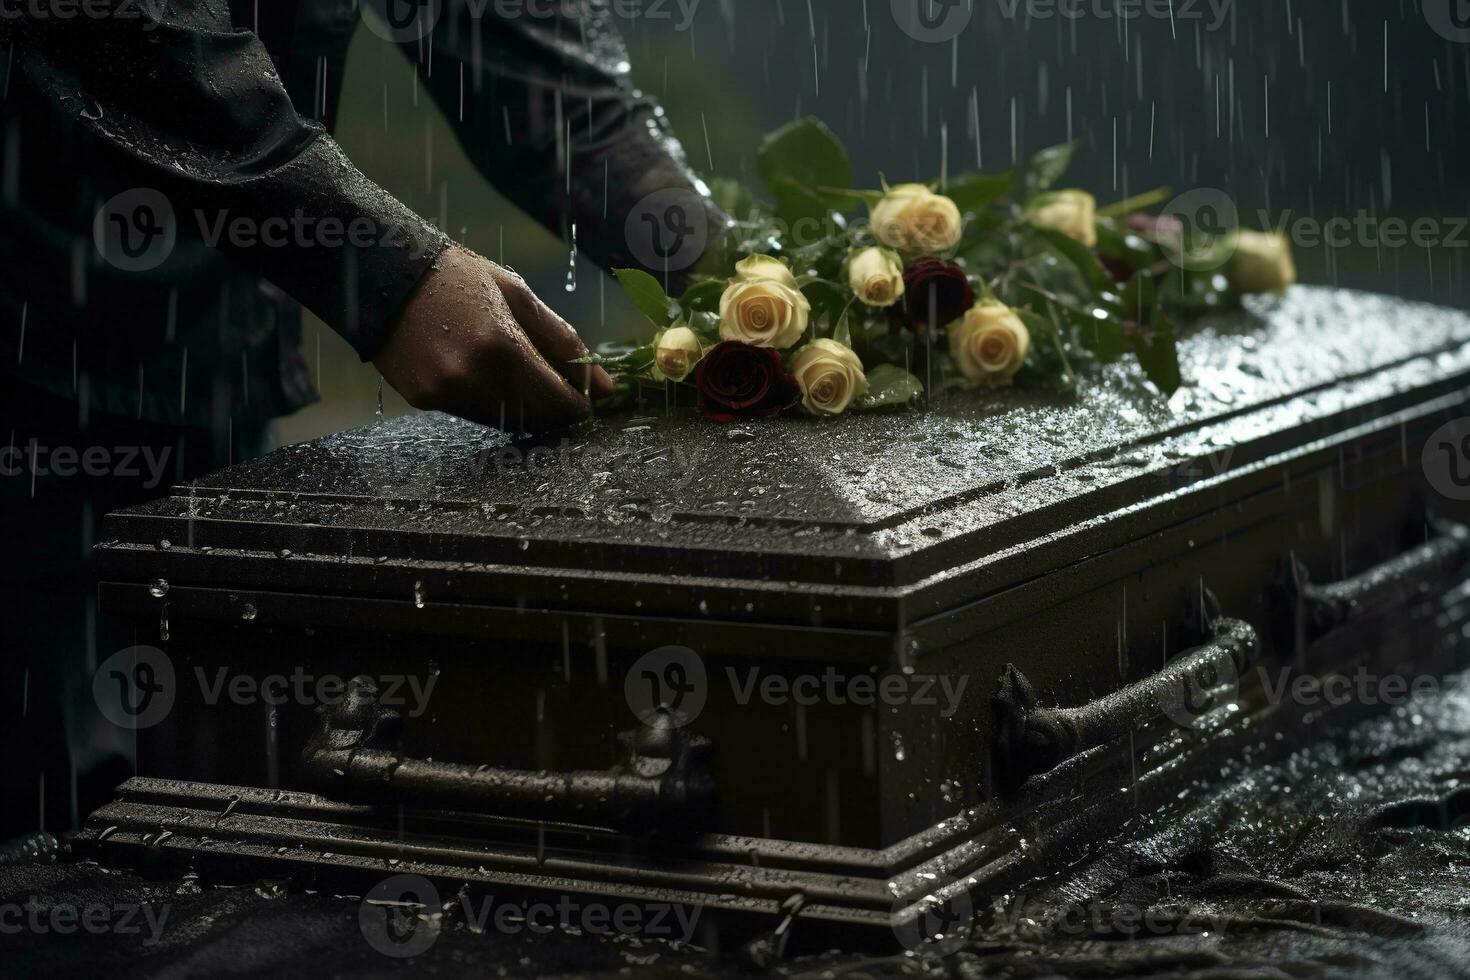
[104,287,1470,594]
[4,668,1467,978]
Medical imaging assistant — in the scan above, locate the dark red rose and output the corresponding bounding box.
[693,342,802,423]
[897,258,975,333]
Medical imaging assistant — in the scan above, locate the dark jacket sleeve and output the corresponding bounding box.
[410,0,728,295]
[3,0,449,362]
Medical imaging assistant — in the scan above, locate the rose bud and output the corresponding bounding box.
[1125,212,1185,243]
[847,247,906,309]
[897,257,975,333]
[789,339,870,417]
[693,341,802,422]
[718,254,810,349]
[948,299,1032,385]
[653,325,703,382]
[870,184,963,257]
[1027,189,1099,247]
[1227,229,1296,295]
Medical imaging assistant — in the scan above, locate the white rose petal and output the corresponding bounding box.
[847,247,906,309]
[1028,189,1099,247]
[789,338,869,416]
[732,254,800,290]
[653,325,703,382]
[718,257,811,349]
[870,184,963,257]
[948,300,1032,385]
[1228,230,1297,294]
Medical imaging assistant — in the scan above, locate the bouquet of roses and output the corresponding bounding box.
[591,118,1296,422]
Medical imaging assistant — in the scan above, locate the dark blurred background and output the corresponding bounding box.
[282,0,1470,441]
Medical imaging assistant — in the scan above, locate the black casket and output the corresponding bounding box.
[81,288,1470,949]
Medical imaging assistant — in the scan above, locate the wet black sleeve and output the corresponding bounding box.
[408,0,728,295]
[3,0,449,362]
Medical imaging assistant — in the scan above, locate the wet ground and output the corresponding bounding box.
[4,670,1469,979]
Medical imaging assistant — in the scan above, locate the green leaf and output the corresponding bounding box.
[1120,269,1159,326]
[832,308,854,348]
[854,364,924,411]
[1094,221,1158,274]
[943,171,1015,214]
[678,278,727,314]
[707,178,757,221]
[1097,186,1172,219]
[756,118,855,226]
[1034,228,1115,296]
[800,278,849,329]
[1022,142,1078,199]
[614,268,676,326]
[1133,313,1183,396]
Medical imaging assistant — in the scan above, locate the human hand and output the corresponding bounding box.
[374,246,614,432]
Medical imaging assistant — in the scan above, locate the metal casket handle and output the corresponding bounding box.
[300,677,715,834]
[991,618,1259,791]
[1283,519,1470,647]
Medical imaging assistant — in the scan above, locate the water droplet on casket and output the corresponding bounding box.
[157,539,171,551]
[277,548,293,559]
[241,602,258,621]
[149,579,169,598]
[413,580,426,609]
[891,732,906,762]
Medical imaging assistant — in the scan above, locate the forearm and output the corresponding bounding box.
[415,0,728,291]
[5,1,448,361]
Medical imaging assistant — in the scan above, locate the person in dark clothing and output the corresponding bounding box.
[0,0,725,838]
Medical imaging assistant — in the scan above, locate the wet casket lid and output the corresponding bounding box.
[96,288,1470,651]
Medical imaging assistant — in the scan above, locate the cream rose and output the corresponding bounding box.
[731,254,799,288]
[653,326,703,382]
[789,338,869,416]
[1028,189,1098,247]
[948,300,1031,384]
[870,184,963,257]
[718,256,810,349]
[1227,230,1296,294]
[847,247,905,308]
